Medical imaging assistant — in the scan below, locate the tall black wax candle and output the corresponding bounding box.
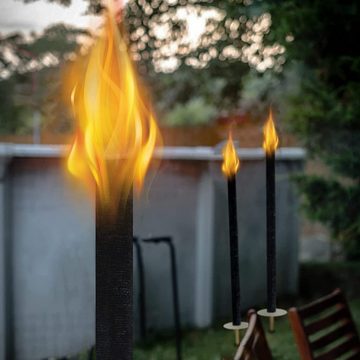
[263,110,279,314]
[266,152,276,312]
[96,192,133,360]
[65,4,162,356]
[222,134,241,325]
[227,175,241,325]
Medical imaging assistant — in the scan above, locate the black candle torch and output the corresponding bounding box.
[222,132,248,345]
[257,109,286,332]
[65,2,162,356]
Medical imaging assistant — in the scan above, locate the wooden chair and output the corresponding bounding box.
[233,309,272,360]
[289,288,360,360]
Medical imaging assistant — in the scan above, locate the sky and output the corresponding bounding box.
[0,0,95,34]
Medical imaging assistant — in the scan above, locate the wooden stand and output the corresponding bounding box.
[257,308,287,333]
[223,321,249,346]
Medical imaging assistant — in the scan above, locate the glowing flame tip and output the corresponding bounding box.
[222,133,240,178]
[65,10,161,216]
[263,109,279,155]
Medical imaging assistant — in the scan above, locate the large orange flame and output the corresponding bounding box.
[222,133,240,178]
[262,109,279,155]
[65,3,161,215]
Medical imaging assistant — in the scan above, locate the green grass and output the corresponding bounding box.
[134,300,360,360]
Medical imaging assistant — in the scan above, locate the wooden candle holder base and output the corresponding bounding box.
[223,321,249,346]
[257,308,287,333]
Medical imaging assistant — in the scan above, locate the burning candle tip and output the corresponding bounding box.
[64,6,162,217]
[263,108,279,155]
[222,132,240,178]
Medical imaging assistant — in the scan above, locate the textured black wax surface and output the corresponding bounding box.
[266,154,276,312]
[96,196,133,360]
[227,176,241,325]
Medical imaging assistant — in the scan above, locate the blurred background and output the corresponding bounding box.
[0,0,359,359]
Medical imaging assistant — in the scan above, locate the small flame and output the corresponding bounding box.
[262,109,279,155]
[65,2,161,215]
[222,133,240,178]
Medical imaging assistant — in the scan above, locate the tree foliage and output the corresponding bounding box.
[124,0,285,114]
[163,96,217,126]
[0,24,89,133]
[1,0,288,133]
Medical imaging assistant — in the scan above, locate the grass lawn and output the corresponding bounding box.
[134,300,360,360]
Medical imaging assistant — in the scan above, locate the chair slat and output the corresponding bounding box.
[311,320,353,351]
[299,289,342,319]
[289,308,314,360]
[315,336,358,360]
[344,348,360,360]
[289,289,360,360]
[233,310,272,360]
[305,305,348,336]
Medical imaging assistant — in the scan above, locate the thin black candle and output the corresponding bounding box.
[227,175,241,325]
[222,134,241,326]
[258,110,286,332]
[262,110,279,314]
[96,193,133,360]
[65,2,162,355]
[266,152,276,312]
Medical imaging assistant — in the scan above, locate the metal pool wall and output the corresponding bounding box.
[0,144,304,360]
